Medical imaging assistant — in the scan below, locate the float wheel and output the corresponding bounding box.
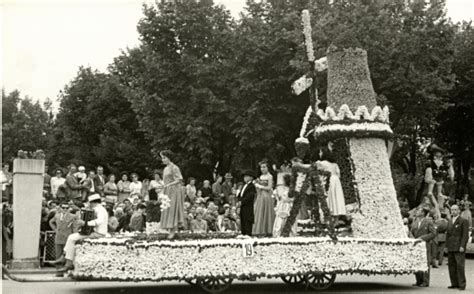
[281,274,306,285]
[185,278,198,285]
[198,277,233,293]
[305,273,336,290]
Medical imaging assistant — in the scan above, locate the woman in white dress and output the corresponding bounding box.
[316,159,346,221]
[272,173,297,237]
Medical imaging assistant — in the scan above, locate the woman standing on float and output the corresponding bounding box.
[253,160,276,236]
[159,150,185,239]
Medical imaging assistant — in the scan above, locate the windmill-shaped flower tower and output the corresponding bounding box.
[292,10,405,240]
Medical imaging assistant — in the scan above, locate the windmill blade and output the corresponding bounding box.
[315,56,327,72]
[292,75,313,95]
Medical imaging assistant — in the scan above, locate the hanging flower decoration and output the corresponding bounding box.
[282,164,333,239]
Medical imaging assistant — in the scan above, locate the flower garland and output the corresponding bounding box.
[313,122,393,143]
[317,105,390,123]
[73,236,428,282]
[332,139,360,206]
[282,165,332,238]
[299,106,313,138]
[301,10,315,62]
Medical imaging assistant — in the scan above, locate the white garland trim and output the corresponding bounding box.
[73,236,428,281]
[299,106,313,138]
[317,105,390,122]
[314,122,393,135]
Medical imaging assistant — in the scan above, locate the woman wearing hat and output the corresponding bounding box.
[159,150,185,239]
[420,144,454,216]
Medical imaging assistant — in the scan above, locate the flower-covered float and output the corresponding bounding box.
[71,10,427,293]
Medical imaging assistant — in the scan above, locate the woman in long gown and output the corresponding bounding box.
[252,160,276,236]
[316,159,346,220]
[159,150,185,239]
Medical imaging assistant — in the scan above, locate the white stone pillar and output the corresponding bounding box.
[11,158,44,269]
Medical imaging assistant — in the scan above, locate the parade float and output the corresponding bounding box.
[69,10,428,293]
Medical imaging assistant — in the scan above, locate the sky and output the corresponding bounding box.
[1,0,473,110]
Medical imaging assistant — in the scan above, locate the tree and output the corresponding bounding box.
[111,0,238,179]
[52,67,155,176]
[1,90,53,163]
[437,22,474,197]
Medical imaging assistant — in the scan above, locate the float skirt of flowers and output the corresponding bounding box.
[73,236,427,281]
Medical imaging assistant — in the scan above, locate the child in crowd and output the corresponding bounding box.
[129,203,146,232]
[191,208,208,233]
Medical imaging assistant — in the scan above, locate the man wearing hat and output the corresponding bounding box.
[419,144,454,212]
[238,170,256,236]
[54,193,108,273]
[222,173,234,206]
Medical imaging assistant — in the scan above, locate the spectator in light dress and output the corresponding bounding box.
[117,172,131,203]
[149,171,164,198]
[129,173,143,202]
[103,174,118,203]
[51,168,66,199]
[186,177,197,204]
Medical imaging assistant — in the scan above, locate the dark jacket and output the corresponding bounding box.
[411,217,436,252]
[435,218,448,243]
[93,174,106,196]
[238,182,256,224]
[65,174,83,200]
[446,216,469,252]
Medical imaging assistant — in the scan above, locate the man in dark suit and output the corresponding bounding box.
[93,166,106,197]
[446,204,469,290]
[238,170,256,236]
[411,206,436,287]
[64,164,84,205]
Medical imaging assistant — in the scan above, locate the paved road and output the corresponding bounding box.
[3,258,473,294]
